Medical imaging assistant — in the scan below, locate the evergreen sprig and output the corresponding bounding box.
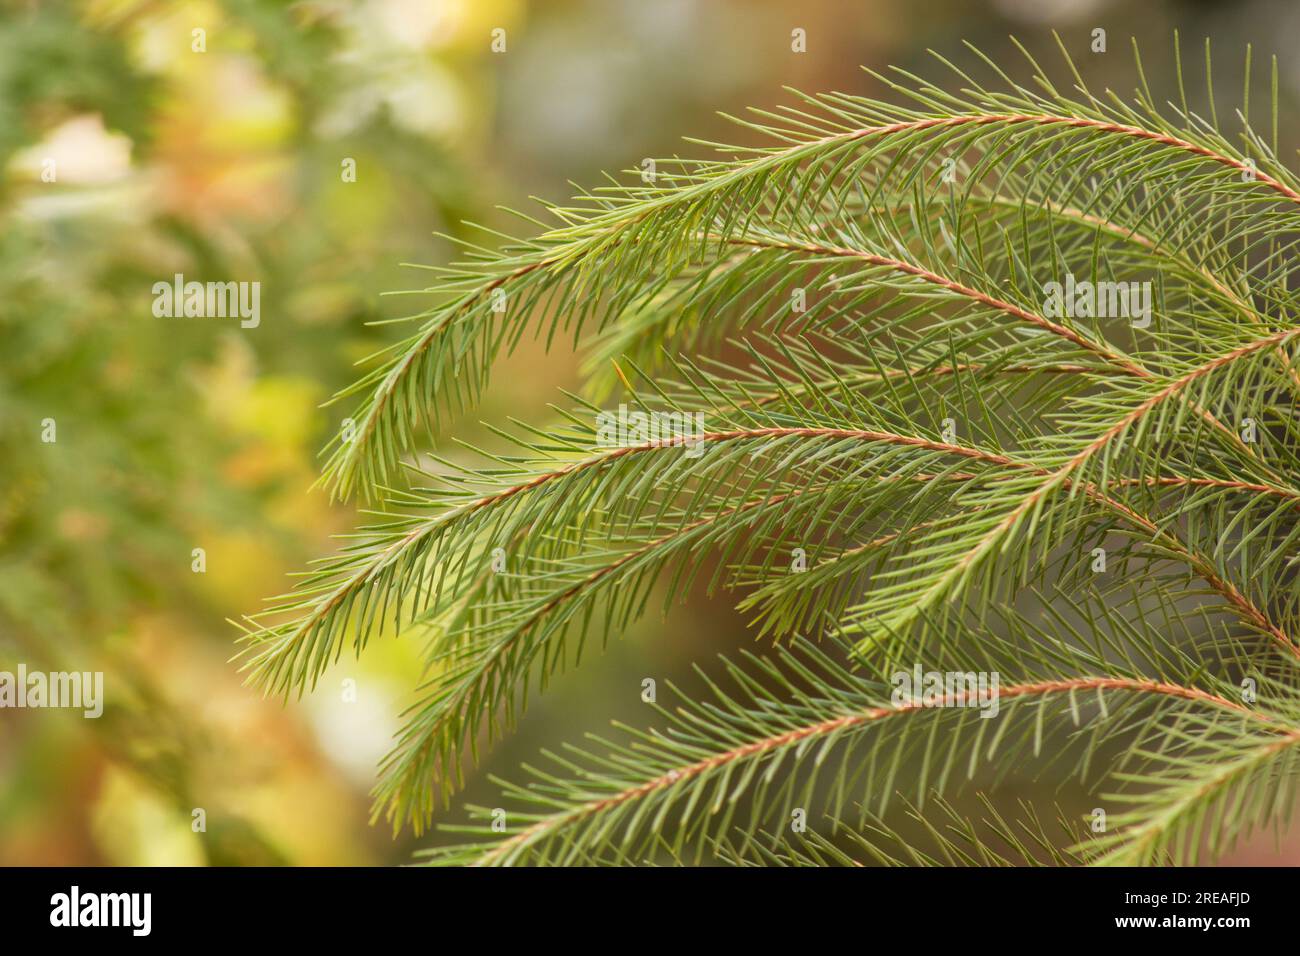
[239,33,1300,865]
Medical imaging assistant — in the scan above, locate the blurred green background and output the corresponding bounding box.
[3,0,1300,865]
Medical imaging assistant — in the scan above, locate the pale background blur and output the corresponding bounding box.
[2,0,1298,864]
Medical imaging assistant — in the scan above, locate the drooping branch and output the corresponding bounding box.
[470,676,1272,866]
